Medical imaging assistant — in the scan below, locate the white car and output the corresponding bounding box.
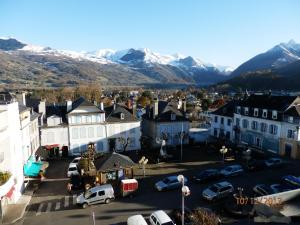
[202,181,234,201]
[149,210,175,225]
[220,164,244,177]
[69,157,81,167]
[67,164,79,177]
[127,215,148,225]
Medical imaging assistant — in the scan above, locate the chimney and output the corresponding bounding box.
[132,101,137,117]
[182,98,186,113]
[38,100,46,116]
[16,92,26,106]
[100,102,104,111]
[94,100,97,106]
[66,100,72,112]
[153,97,158,119]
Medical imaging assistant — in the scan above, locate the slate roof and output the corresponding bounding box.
[105,104,138,123]
[46,104,67,123]
[94,152,135,171]
[68,97,104,114]
[0,92,15,104]
[285,105,300,117]
[25,97,40,111]
[238,95,299,111]
[211,101,236,117]
[143,100,188,122]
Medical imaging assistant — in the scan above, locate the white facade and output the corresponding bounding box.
[29,117,40,155]
[41,126,69,147]
[210,114,233,141]
[19,108,31,164]
[0,101,24,204]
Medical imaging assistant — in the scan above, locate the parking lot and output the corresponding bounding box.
[20,147,300,225]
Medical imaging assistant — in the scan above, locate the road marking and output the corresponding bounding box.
[73,194,77,205]
[46,202,52,213]
[55,202,61,210]
[64,196,69,207]
[36,203,44,216]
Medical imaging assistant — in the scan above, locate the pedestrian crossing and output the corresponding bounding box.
[34,194,78,216]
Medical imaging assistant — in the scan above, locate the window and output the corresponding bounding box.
[72,128,79,139]
[92,115,97,123]
[76,116,82,124]
[242,119,248,129]
[171,113,176,121]
[226,131,230,139]
[214,116,218,123]
[80,127,86,138]
[244,107,249,115]
[87,116,92,123]
[214,128,218,137]
[255,137,262,148]
[288,116,293,123]
[260,123,267,132]
[235,118,240,127]
[251,121,258,130]
[237,106,241,114]
[287,129,295,139]
[254,108,259,117]
[88,127,94,138]
[221,117,224,125]
[262,109,268,118]
[269,125,278,135]
[96,115,101,123]
[227,119,232,126]
[272,111,278,120]
[87,193,97,199]
[98,191,105,196]
[82,115,87,124]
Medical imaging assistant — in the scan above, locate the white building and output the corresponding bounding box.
[0,93,24,211]
[141,99,190,149]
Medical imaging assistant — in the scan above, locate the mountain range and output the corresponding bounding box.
[0,37,300,90]
[0,38,232,88]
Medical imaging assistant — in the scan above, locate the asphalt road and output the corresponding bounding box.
[19,155,300,225]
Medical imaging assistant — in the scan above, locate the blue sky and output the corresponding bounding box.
[0,0,299,68]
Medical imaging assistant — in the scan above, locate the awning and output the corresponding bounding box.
[44,144,59,150]
[24,160,43,177]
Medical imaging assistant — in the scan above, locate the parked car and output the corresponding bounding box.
[220,165,244,177]
[281,175,300,188]
[246,159,266,171]
[202,181,234,201]
[127,215,148,225]
[67,164,79,177]
[69,157,81,167]
[270,184,293,193]
[253,184,275,196]
[155,175,187,191]
[192,169,221,183]
[76,184,114,208]
[149,210,175,225]
[264,157,284,168]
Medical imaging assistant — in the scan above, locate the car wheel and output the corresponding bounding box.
[105,198,111,204]
[82,203,88,209]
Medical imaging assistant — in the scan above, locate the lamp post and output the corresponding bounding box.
[138,156,148,177]
[220,145,228,163]
[177,174,190,225]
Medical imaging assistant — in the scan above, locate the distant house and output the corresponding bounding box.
[141,98,189,149]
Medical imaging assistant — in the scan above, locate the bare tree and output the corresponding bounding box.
[118,137,131,152]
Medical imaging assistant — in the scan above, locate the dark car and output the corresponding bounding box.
[253,184,275,196]
[264,157,285,168]
[192,169,221,183]
[246,159,266,171]
[281,175,300,189]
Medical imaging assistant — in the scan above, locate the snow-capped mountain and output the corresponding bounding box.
[231,39,300,77]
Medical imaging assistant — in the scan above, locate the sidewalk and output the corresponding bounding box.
[2,182,39,225]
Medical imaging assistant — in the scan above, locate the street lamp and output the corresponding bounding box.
[220,145,228,163]
[178,123,187,161]
[138,156,148,177]
[177,174,190,225]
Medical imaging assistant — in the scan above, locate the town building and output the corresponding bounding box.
[141,98,190,149]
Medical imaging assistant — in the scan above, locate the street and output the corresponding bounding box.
[19,150,300,225]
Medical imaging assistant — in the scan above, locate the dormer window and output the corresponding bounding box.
[288,116,293,123]
[262,109,268,118]
[120,113,125,120]
[272,110,277,120]
[171,113,176,121]
[254,108,259,117]
[244,107,249,115]
[237,106,241,114]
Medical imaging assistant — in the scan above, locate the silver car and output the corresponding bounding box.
[76,184,114,208]
[202,181,234,201]
[155,175,187,191]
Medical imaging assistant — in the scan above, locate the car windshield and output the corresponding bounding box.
[73,159,79,163]
[224,167,232,171]
[209,185,219,192]
[84,190,92,198]
[163,178,171,183]
[69,167,77,171]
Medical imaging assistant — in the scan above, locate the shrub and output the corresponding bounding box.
[0,171,11,185]
[190,208,220,225]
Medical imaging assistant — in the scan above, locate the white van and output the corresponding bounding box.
[149,210,175,225]
[127,215,148,225]
[76,184,114,208]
